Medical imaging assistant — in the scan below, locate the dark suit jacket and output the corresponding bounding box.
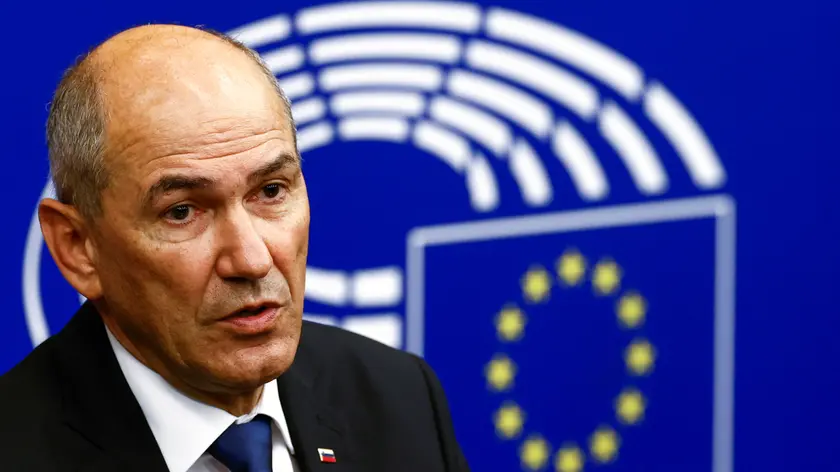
[0,303,470,471]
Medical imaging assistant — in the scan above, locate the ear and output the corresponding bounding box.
[38,198,103,300]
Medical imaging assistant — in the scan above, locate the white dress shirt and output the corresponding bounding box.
[105,327,299,472]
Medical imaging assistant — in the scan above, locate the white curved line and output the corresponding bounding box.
[552,122,609,200]
[339,117,410,142]
[509,139,553,207]
[331,91,425,116]
[319,63,443,91]
[23,181,57,347]
[413,121,472,173]
[310,33,462,64]
[466,152,500,212]
[341,313,403,349]
[295,2,481,33]
[599,102,668,194]
[278,73,315,100]
[465,40,599,120]
[486,8,644,100]
[262,46,305,75]
[227,14,290,48]
[447,70,554,139]
[297,121,334,152]
[305,266,350,306]
[352,266,403,307]
[644,82,726,188]
[291,97,326,125]
[429,96,512,156]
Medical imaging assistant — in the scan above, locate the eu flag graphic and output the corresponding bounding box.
[407,197,735,472]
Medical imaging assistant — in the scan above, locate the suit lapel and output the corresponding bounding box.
[55,303,170,472]
[277,326,356,472]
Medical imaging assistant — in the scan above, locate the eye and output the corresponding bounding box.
[164,204,194,222]
[258,183,286,202]
[263,183,281,198]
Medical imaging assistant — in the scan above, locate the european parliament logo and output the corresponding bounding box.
[22,2,736,471]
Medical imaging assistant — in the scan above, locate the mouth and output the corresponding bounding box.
[218,302,283,335]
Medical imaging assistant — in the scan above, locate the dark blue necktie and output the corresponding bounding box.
[208,414,273,472]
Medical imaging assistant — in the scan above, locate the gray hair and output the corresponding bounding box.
[46,26,295,220]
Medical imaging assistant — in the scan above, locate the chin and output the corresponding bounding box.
[214,335,299,389]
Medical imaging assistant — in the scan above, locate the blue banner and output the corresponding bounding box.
[2,1,838,470]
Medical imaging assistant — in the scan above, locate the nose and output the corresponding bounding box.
[214,207,273,281]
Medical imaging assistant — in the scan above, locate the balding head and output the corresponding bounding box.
[47,24,294,219]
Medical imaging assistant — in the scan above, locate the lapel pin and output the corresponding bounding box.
[318,448,336,463]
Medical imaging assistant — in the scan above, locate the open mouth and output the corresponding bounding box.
[218,304,281,334]
[231,306,268,318]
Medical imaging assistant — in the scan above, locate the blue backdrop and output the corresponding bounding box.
[2,1,838,471]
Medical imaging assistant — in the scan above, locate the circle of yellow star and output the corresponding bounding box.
[589,426,620,463]
[625,339,656,375]
[615,387,646,425]
[485,354,516,391]
[592,259,622,295]
[494,402,525,439]
[617,292,646,328]
[554,444,584,472]
[522,266,552,303]
[496,305,526,342]
[557,250,586,286]
[520,435,551,470]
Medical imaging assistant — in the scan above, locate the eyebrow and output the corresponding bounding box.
[142,152,300,208]
[247,152,299,186]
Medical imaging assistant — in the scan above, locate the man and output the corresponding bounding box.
[0,24,469,472]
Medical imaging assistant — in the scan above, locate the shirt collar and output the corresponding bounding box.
[105,326,295,472]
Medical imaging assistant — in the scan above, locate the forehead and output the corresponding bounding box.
[98,36,294,180]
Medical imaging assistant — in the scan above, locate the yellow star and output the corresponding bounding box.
[496,305,526,342]
[589,426,620,463]
[557,250,586,286]
[522,266,552,303]
[494,402,525,439]
[520,435,550,470]
[554,444,584,472]
[615,387,646,425]
[617,292,646,328]
[485,354,516,391]
[625,339,656,375]
[592,259,621,295]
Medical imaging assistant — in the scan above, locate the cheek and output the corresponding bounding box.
[101,232,216,310]
[265,213,309,286]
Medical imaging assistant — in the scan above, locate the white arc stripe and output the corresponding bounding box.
[297,122,334,152]
[413,121,472,173]
[447,70,554,139]
[296,2,481,33]
[429,97,512,156]
[552,122,609,200]
[509,139,553,207]
[466,153,500,212]
[486,8,644,99]
[465,40,599,119]
[319,63,443,91]
[228,15,290,48]
[645,82,727,188]
[310,33,461,64]
[331,91,425,116]
[600,102,668,194]
[339,117,410,142]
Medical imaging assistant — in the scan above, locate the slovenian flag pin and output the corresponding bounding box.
[318,448,336,463]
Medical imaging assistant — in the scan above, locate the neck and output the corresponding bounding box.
[101,315,264,417]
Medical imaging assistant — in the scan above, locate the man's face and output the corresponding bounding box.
[90,52,309,395]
